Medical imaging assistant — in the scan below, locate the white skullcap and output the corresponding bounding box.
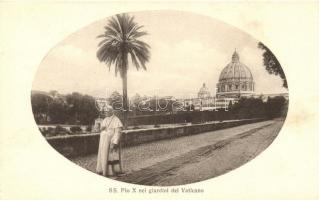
[104,104,114,111]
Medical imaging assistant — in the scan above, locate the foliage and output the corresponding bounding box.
[185,103,195,111]
[96,13,151,128]
[86,126,92,132]
[31,91,99,125]
[231,97,266,118]
[39,127,56,137]
[31,93,53,123]
[230,96,288,119]
[70,126,82,133]
[32,91,288,129]
[258,42,287,88]
[65,93,98,124]
[131,93,142,106]
[266,96,288,118]
[55,125,70,135]
[96,14,151,77]
[47,127,55,135]
[48,100,68,124]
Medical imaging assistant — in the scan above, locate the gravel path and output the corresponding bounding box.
[71,120,279,182]
[118,120,282,186]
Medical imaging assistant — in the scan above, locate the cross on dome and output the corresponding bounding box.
[232,49,240,63]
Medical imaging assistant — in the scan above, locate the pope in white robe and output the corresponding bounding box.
[96,106,123,176]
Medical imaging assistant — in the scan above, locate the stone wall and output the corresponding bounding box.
[46,118,265,158]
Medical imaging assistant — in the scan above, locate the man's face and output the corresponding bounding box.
[104,110,113,117]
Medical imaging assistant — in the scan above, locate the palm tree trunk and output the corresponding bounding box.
[122,52,129,130]
[122,70,128,129]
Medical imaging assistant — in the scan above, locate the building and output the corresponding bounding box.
[182,83,220,111]
[187,50,255,110]
[216,50,255,99]
[198,83,212,98]
[212,50,254,108]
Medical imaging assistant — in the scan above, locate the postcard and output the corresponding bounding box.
[1,1,318,200]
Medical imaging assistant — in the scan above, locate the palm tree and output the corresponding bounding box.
[96,13,150,129]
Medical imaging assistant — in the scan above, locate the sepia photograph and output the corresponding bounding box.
[31,10,289,186]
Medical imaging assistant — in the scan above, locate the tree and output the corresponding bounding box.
[258,42,287,88]
[31,93,53,123]
[97,13,151,128]
[78,95,99,125]
[230,97,267,119]
[48,99,68,124]
[65,92,82,124]
[266,96,287,118]
[131,93,142,115]
[131,93,141,107]
[64,92,99,125]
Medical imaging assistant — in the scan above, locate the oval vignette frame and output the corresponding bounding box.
[31,10,289,186]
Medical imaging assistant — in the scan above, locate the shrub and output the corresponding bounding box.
[55,125,69,135]
[86,126,92,132]
[55,125,63,131]
[45,127,57,137]
[132,126,140,129]
[70,126,82,133]
[39,128,47,136]
[266,96,287,118]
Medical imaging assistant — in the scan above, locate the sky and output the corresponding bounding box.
[32,10,288,98]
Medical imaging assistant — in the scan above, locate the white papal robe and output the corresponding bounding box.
[96,115,123,176]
